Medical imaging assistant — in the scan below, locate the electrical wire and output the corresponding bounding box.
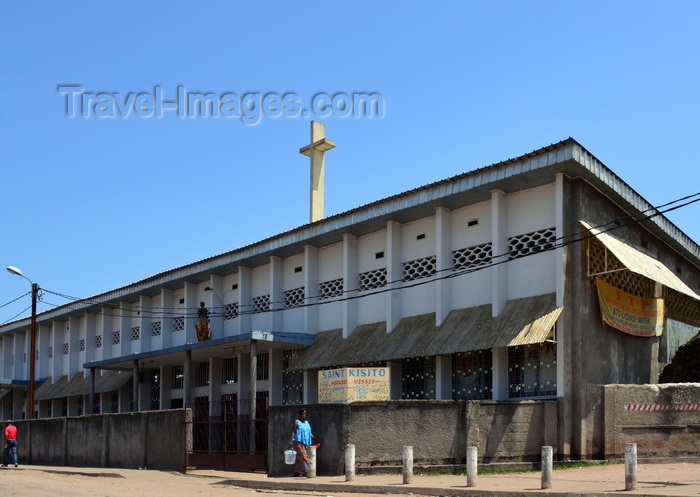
[5,191,700,323]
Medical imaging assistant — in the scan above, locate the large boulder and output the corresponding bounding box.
[659,331,700,383]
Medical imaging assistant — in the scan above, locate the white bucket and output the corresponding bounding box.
[284,449,296,465]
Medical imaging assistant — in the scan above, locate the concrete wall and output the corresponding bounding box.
[270,385,699,476]
[600,383,700,460]
[268,400,557,476]
[9,409,187,471]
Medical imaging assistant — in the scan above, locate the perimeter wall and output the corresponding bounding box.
[270,383,700,476]
[8,409,187,471]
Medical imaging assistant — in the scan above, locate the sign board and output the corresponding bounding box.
[596,277,664,337]
[318,367,390,404]
[661,318,699,363]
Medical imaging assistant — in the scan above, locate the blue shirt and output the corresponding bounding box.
[293,419,312,445]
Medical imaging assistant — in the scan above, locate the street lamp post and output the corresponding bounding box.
[6,266,38,420]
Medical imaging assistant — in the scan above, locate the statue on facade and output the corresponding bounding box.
[195,301,211,341]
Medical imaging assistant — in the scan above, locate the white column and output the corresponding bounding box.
[183,282,198,344]
[160,289,174,347]
[491,189,508,316]
[342,233,358,338]
[118,303,132,356]
[237,266,253,335]
[270,256,283,331]
[435,206,452,325]
[304,245,319,334]
[269,348,283,405]
[435,355,452,400]
[386,220,403,332]
[68,316,81,378]
[138,295,152,354]
[491,347,509,400]
[50,322,62,381]
[207,274,224,339]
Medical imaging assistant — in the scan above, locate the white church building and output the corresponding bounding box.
[1,127,699,457]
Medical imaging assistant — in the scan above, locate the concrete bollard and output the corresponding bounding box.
[541,446,553,489]
[345,444,355,482]
[307,444,317,478]
[467,446,478,487]
[625,443,637,491]
[403,446,413,484]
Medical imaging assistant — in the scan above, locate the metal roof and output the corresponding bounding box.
[291,293,561,370]
[2,138,698,331]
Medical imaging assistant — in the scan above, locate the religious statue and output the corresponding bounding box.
[195,301,211,341]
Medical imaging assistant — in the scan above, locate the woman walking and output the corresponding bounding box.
[289,408,314,477]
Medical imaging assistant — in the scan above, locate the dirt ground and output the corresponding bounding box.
[0,467,269,497]
[2,462,699,497]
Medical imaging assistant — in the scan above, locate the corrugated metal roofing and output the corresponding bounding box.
[3,137,698,333]
[35,371,132,401]
[292,293,561,370]
[581,221,700,301]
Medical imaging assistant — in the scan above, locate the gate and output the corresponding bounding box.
[185,393,269,471]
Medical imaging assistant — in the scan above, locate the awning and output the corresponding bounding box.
[35,371,132,401]
[292,293,562,370]
[581,221,700,301]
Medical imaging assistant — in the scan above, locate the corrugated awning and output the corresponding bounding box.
[581,221,700,301]
[292,293,561,370]
[35,371,132,401]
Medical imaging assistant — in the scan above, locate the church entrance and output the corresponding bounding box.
[185,393,269,472]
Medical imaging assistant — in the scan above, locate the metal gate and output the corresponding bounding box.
[185,393,268,471]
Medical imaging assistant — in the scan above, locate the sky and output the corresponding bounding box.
[2,1,700,323]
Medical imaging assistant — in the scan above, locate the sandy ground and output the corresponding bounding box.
[0,467,255,497]
[1,462,699,497]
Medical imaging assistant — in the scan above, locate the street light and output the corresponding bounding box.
[6,266,38,419]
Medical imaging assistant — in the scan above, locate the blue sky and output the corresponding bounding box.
[2,1,699,322]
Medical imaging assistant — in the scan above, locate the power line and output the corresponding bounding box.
[5,191,700,323]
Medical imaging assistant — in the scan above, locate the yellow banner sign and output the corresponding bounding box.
[596,277,664,337]
[318,367,390,404]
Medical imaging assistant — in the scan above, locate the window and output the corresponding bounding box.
[401,356,436,399]
[172,365,184,389]
[508,341,557,398]
[222,357,238,384]
[452,350,492,400]
[282,349,304,405]
[195,362,209,387]
[256,352,269,381]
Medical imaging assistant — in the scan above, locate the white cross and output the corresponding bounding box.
[299,121,336,223]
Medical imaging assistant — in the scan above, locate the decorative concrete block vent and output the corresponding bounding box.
[319,278,343,299]
[453,242,492,270]
[173,316,185,331]
[359,268,387,291]
[253,294,271,313]
[284,287,305,308]
[151,321,162,336]
[403,255,436,281]
[223,302,239,320]
[508,227,556,260]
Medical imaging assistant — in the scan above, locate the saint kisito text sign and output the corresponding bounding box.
[596,277,664,337]
[318,367,390,404]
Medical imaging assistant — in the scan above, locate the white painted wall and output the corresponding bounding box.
[451,200,492,250]
[505,184,556,237]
